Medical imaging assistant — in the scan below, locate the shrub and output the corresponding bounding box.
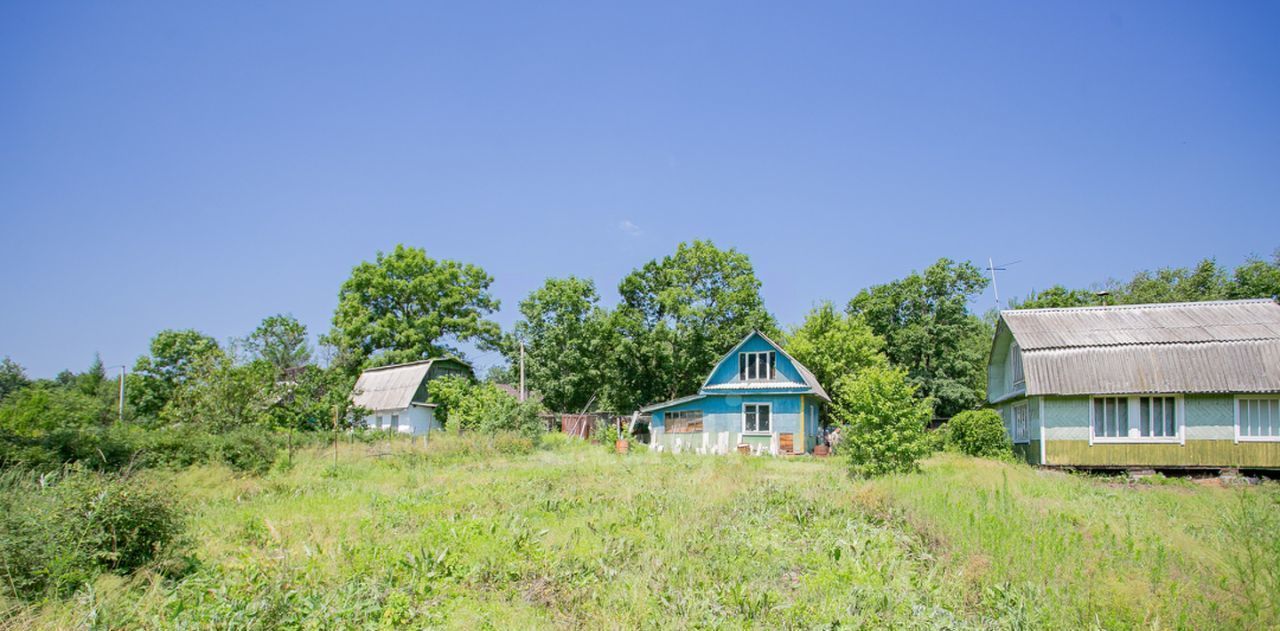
[830,365,934,478]
[944,409,1013,459]
[214,428,280,474]
[452,383,545,440]
[0,468,185,599]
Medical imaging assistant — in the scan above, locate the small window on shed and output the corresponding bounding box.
[666,410,704,433]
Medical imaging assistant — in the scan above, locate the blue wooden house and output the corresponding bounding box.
[642,331,830,454]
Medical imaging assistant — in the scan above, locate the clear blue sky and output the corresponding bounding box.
[2,2,1278,378]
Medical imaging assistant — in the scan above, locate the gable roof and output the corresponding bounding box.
[699,330,831,402]
[997,299,1280,395]
[351,358,472,411]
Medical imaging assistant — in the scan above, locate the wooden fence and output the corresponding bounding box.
[539,413,653,441]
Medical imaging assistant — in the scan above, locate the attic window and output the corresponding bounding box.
[1009,342,1025,389]
[739,351,775,380]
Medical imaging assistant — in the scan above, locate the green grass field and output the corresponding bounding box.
[8,436,1279,629]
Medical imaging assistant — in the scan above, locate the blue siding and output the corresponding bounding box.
[704,334,806,386]
[647,331,826,454]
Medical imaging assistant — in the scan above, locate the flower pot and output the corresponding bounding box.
[615,439,630,454]
[813,445,830,457]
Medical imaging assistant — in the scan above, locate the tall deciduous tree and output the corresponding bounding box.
[326,245,501,371]
[1009,285,1103,310]
[512,277,612,412]
[784,302,887,400]
[610,241,776,411]
[246,314,312,376]
[1228,250,1280,301]
[1115,258,1229,304]
[0,357,31,402]
[130,329,223,419]
[1013,251,1280,308]
[847,258,990,418]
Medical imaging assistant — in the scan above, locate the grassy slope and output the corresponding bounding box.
[10,439,1277,629]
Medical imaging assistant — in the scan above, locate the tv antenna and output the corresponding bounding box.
[987,258,1021,309]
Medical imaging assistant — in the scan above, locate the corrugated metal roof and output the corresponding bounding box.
[703,381,809,391]
[999,300,1280,395]
[351,360,435,412]
[1001,299,1280,350]
[640,394,707,413]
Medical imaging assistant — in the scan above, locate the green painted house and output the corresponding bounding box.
[988,299,1280,470]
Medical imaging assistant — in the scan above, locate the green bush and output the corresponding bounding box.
[0,424,278,474]
[944,409,1013,459]
[0,467,186,600]
[830,365,934,478]
[451,382,545,439]
[214,428,280,474]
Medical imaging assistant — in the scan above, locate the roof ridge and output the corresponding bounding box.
[1002,298,1276,316]
[1026,337,1280,351]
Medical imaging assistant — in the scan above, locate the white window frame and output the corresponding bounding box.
[1088,394,1184,445]
[1009,342,1025,391]
[1012,402,1030,444]
[742,402,772,435]
[391,414,399,431]
[739,351,775,381]
[1235,395,1280,443]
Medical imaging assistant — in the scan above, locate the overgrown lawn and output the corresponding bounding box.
[6,439,1276,629]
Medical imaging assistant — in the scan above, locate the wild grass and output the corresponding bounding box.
[4,436,1276,629]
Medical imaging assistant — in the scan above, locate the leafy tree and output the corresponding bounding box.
[1115,258,1229,305]
[847,258,990,418]
[783,302,887,401]
[610,240,776,411]
[943,409,1012,459]
[451,381,544,438]
[267,364,362,432]
[0,385,109,437]
[1010,285,1103,310]
[160,350,275,432]
[80,354,107,397]
[1228,250,1280,301]
[0,357,30,402]
[326,245,501,372]
[427,375,473,427]
[245,314,312,376]
[831,365,934,478]
[482,364,516,384]
[129,330,222,419]
[512,277,613,412]
[1012,251,1280,309]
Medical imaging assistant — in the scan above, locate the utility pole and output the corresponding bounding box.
[519,341,526,402]
[332,405,339,468]
[105,365,126,423]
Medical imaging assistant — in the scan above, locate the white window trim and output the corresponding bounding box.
[1234,395,1280,443]
[1012,401,1030,444]
[741,402,773,435]
[1088,394,1185,445]
[739,351,775,381]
